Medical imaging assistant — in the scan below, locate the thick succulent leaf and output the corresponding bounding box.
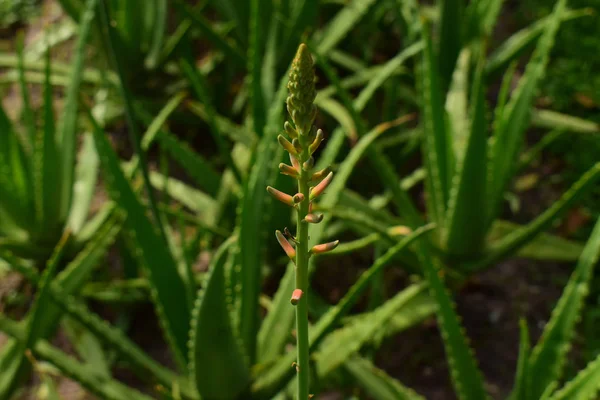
[488,0,566,218]
[445,49,470,158]
[437,0,464,90]
[444,51,488,257]
[420,20,453,230]
[344,356,425,400]
[549,352,600,400]
[511,319,531,400]
[488,220,583,262]
[419,249,488,400]
[472,162,600,271]
[0,315,154,400]
[531,109,600,134]
[90,115,190,369]
[465,0,504,40]
[57,0,96,220]
[315,284,428,377]
[157,131,221,196]
[485,8,591,78]
[527,216,600,399]
[189,237,250,399]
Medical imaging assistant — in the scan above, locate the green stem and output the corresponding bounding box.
[295,144,311,399]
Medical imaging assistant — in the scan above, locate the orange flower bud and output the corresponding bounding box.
[310,167,331,182]
[284,121,298,139]
[303,213,323,224]
[290,289,303,305]
[309,129,324,154]
[279,163,299,178]
[278,135,298,156]
[276,230,296,261]
[309,171,333,200]
[267,186,294,206]
[310,240,339,254]
[292,193,305,203]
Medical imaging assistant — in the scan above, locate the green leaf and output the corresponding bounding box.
[90,114,190,369]
[248,0,266,138]
[437,0,464,90]
[57,0,96,220]
[527,216,600,399]
[420,20,453,231]
[344,356,425,400]
[488,0,567,217]
[531,109,600,134]
[511,319,531,400]
[189,237,250,399]
[549,353,600,400]
[315,284,429,377]
[444,49,488,257]
[419,249,488,400]
[157,132,221,196]
[16,33,36,149]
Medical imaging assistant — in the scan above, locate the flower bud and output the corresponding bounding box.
[309,129,324,155]
[292,193,305,204]
[279,163,299,178]
[303,213,323,224]
[290,289,303,305]
[278,135,298,156]
[276,230,296,261]
[267,186,294,206]
[309,171,333,200]
[310,240,340,254]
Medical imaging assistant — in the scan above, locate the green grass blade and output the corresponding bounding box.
[420,20,453,231]
[57,0,96,221]
[344,356,425,400]
[189,237,250,399]
[527,216,600,399]
[419,250,488,400]
[144,0,167,69]
[489,0,567,221]
[444,50,488,257]
[511,319,531,400]
[437,0,464,90]
[89,114,190,369]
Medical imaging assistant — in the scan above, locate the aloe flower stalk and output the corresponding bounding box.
[266,43,337,399]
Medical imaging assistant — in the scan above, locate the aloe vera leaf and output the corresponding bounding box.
[315,284,428,377]
[57,0,96,221]
[61,317,110,380]
[96,0,165,240]
[419,248,489,400]
[66,132,99,234]
[465,0,504,40]
[172,0,245,65]
[444,49,488,257]
[438,0,465,90]
[485,8,591,78]
[90,114,190,369]
[314,96,357,142]
[157,132,221,196]
[488,220,583,262]
[344,356,425,400]
[248,0,266,138]
[420,20,453,231]
[252,225,434,398]
[238,72,289,363]
[472,162,600,271]
[0,315,154,400]
[527,216,600,399]
[144,0,167,69]
[189,236,250,399]
[445,49,470,158]
[207,0,248,45]
[16,34,36,150]
[531,109,600,134]
[488,0,567,218]
[510,319,531,400]
[549,353,600,400]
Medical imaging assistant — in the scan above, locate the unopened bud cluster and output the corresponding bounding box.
[265,44,339,305]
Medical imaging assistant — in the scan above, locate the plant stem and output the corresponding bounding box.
[295,144,311,399]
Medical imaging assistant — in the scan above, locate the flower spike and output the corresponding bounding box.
[309,171,334,200]
[310,240,340,255]
[267,186,294,206]
[276,230,296,261]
